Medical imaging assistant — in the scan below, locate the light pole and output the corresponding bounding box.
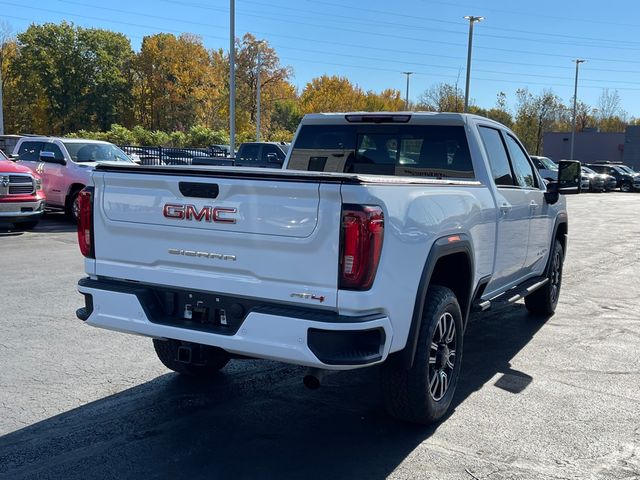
[402,72,414,110]
[229,0,236,156]
[463,15,484,113]
[570,59,585,160]
[256,41,266,141]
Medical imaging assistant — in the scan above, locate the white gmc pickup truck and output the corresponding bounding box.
[76,113,580,424]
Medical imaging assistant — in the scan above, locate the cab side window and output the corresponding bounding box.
[504,134,538,188]
[478,126,514,186]
[17,141,46,161]
[261,144,284,164]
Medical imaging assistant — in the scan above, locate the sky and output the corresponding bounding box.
[3,0,640,117]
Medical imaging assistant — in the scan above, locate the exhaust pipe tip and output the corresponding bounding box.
[303,374,321,390]
[303,368,327,390]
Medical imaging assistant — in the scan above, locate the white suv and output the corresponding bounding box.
[13,137,133,219]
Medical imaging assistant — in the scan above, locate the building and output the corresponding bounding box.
[542,129,625,164]
[542,127,640,169]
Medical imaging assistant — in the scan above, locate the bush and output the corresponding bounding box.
[67,125,231,147]
[104,124,135,145]
[169,131,188,147]
[267,129,294,143]
[148,130,171,146]
[187,125,229,147]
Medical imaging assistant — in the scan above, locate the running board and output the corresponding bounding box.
[472,276,548,312]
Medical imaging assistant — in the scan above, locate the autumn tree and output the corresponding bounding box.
[363,88,405,111]
[211,33,295,140]
[512,88,565,155]
[0,22,18,133]
[594,89,627,132]
[300,75,365,113]
[133,33,217,131]
[417,83,465,112]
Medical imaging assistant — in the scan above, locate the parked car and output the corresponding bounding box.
[0,149,45,229]
[580,172,591,191]
[0,135,24,156]
[617,164,638,175]
[13,137,134,220]
[530,155,558,181]
[235,142,290,167]
[76,112,580,425]
[586,163,640,192]
[580,166,608,192]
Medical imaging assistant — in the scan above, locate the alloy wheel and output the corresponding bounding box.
[428,311,457,401]
[550,248,562,304]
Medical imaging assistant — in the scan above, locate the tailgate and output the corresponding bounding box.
[91,168,343,307]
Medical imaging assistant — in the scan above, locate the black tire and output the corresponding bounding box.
[65,189,82,221]
[525,239,564,316]
[620,182,632,193]
[13,220,39,230]
[153,339,230,377]
[381,285,463,425]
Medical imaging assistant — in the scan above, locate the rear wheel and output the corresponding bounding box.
[381,286,463,425]
[153,339,230,377]
[525,239,564,316]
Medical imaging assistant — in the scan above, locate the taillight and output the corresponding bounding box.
[339,205,384,290]
[77,188,94,258]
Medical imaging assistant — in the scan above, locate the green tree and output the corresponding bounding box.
[79,28,134,130]
[10,22,134,134]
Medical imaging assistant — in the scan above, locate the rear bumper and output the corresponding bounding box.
[77,277,393,370]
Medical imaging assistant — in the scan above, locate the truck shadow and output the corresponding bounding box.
[0,212,75,235]
[0,304,546,480]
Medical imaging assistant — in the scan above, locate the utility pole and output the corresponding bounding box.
[463,15,484,113]
[402,72,414,110]
[570,59,585,160]
[229,0,236,156]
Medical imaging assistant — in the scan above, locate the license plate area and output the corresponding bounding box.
[142,287,262,335]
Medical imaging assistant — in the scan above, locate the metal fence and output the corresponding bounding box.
[118,145,231,166]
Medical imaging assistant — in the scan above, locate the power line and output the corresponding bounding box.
[23,0,640,70]
[235,0,640,51]
[418,0,640,31]
[5,1,640,92]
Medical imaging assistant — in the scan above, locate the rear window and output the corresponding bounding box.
[287,124,474,179]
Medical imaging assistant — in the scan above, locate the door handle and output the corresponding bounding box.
[529,201,539,210]
[499,204,511,215]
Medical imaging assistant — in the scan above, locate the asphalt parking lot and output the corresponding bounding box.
[1,193,639,480]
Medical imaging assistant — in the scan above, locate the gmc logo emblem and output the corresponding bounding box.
[163,204,237,224]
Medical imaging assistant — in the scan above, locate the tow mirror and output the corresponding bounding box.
[10,154,19,161]
[39,151,66,165]
[266,152,283,165]
[558,160,581,194]
[544,160,581,204]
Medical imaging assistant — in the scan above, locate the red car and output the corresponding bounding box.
[0,150,45,229]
